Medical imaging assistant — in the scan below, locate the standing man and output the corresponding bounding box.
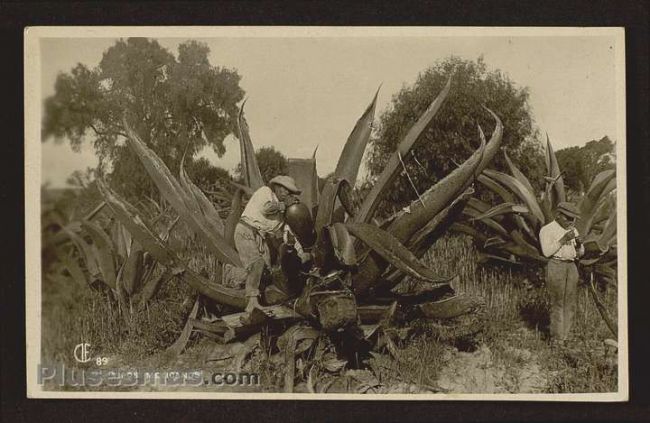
[234,176,301,310]
[539,202,585,344]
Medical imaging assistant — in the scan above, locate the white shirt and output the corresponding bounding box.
[539,220,584,260]
[240,186,284,234]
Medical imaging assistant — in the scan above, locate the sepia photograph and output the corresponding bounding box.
[25,26,627,400]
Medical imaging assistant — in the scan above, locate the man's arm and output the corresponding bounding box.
[261,200,285,217]
[540,225,574,257]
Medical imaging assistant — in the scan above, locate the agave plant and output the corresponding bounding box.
[452,136,617,333]
[93,78,506,369]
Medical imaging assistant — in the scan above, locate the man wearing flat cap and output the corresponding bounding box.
[231,175,302,310]
[539,202,585,344]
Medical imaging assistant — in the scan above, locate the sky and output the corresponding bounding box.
[38,29,622,188]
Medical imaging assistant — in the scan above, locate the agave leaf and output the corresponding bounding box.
[504,151,536,196]
[471,202,529,221]
[328,222,357,266]
[353,123,489,296]
[576,169,616,235]
[121,242,144,296]
[408,187,474,257]
[462,206,509,238]
[539,188,554,223]
[98,180,248,308]
[314,178,347,235]
[387,121,488,244]
[110,221,128,260]
[544,135,566,206]
[287,156,320,210]
[477,174,515,203]
[356,78,452,223]
[483,169,545,226]
[594,263,617,281]
[484,236,507,248]
[509,229,543,259]
[179,153,225,235]
[450,222,488,243]
[346,222,452,286]
[225,189,244,247]
[97,179,177,265]
[80,220,117,289]
[62,226,100,279]
[122,118,241,266]
[334,85,380,186]
[167,297,200,356]
[237,101,265,190]
[477,253,521,265]
[596,206,617,251]
[55,249,88,287]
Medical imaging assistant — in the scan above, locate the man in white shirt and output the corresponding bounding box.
[539,202,585,343]
[233,175,302,310]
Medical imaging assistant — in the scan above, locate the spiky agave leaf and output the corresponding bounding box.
[122,117,241,267]
[224,189,244,247]
[62,226,101,280]
[355,77,452,223]
[386,119,493,244]
[576,169,616,235]
[544,134,566,207]
[384,187,475,287]
[97,179,177,265]
[286,156,320,210]
[471,202,530,221]
[179,153,225,235]
[346,222,452,286]
[353,117,497,296]
[121,242,144,296]
[477,174,515,203]
[482,169,545,227]
[237,101,265,190]
[504,151,536,197]
[408,187,475,257]
[80,220,117,289]
[334,85,380,187]
[97,180,247,308]
[463,202,510,239]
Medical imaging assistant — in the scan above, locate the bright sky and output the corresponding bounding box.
[39,29,622,188]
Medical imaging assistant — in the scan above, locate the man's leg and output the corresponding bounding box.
[547,260,566,340]
[563,262,579,340]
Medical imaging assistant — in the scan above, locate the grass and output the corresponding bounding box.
[388,235,619,393]
[41,223,618,393]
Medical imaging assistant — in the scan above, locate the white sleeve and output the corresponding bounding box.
[540,225,563,258]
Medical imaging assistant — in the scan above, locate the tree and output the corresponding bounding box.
[366,56,544,214]
[256,146,288,183]
[43,37,245,199]
[235,146,288,184]
[556,136,615,193]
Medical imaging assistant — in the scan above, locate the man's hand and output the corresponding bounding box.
[560,229,577,244]
[284,195,300,208]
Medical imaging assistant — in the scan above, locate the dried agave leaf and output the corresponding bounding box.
[334,86,380,187]
[237,101,265,190]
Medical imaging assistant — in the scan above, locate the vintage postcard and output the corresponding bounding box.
[25,26,627,400]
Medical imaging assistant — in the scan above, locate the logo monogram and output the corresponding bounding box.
[73,343,92,363]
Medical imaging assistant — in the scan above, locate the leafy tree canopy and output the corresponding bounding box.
[366,56,544,214]
[556,136,615,193]
[236,146,288,185]
[43,37,245,199]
